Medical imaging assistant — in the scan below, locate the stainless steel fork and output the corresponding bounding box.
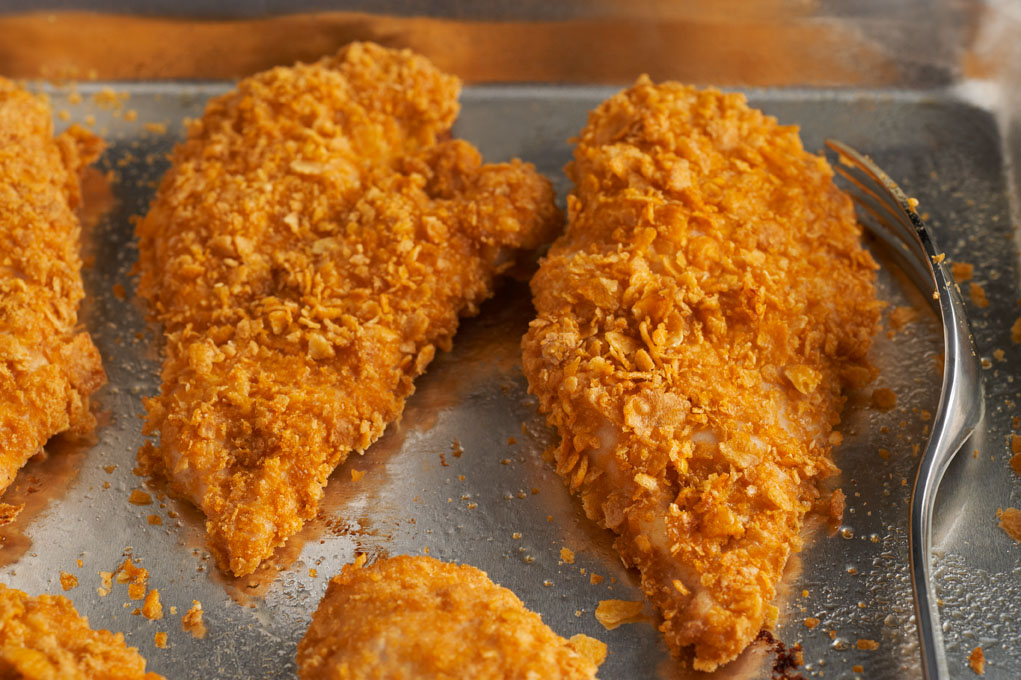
[826,140,984,680]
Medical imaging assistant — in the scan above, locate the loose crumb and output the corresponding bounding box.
[568,634,608,667]
[853,664,864,673]
[350,469,366,482]
[1011,454,1021,478]
[969,282,989,308]
[594,599,644,630]
[1012,317,1021,344]
[888,305,919,331]
[112,282,127,300]
[142,588,163,620]
[59,571,78,591]
[968,646,985,675]
[856,638,880,651]
[182,600,207,639]
[804,617,820,629]
[1012,434,1021,455]
[128,489,152,505]
[589,573,603,585]
[154,631,168,649]
[872,388,897,411]
[950,261,974,282]
[147,514,162,525]
[560,547,575,564]
[996,507,1021,542]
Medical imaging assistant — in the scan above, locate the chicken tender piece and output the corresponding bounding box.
[521,78,880,670]
[0,79,106,513]
[0,583,164,679]
[297,555,605,679]
[136,43,561,577]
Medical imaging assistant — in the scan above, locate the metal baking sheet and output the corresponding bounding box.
[1,81,1019,680]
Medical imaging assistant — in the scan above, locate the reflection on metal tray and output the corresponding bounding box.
[0,82,1018,680]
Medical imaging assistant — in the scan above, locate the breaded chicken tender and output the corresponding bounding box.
[297,555,605,679]
[0,79,106,514]
[521,78,880,670]
[0,583,164,679]
[136,43,561,577]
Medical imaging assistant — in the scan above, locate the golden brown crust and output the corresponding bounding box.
[521,77,880,670]
[0,79,106,500]
[297,555,604,679]
[136,42,562,577]
[0,583,163,680]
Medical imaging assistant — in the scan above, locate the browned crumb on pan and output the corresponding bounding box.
[872,388,898,410]
[297,555,603,679]
[142,588,163,620]
[968,646,986,675]
[1012,454,1021,478]
[594,599,644,631]
[1012,434,1021,455]
[128,489,152,505]
[969,282,990,309]
[997,507,1021,542]
[856,638,879,651]
[0,582,164,679]
[0,502,23,526]
[0,79,107,503]
[135,41,562,578]
[1012,317,1021,344]
[154,631,168,649]
[59,571,78,591]
[561,547,576,564]
[182,600,206,639]
[950,261,975,282]
[803,617,820,629]
[755,630,805,680]
[888,305,919,331]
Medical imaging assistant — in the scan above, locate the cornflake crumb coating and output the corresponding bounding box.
[521,77,880,671]
[296,555,604,679]
[0,79,106,501]
[0,583,164,679]
[135,42,561,577]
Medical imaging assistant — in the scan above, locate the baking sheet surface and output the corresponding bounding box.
[1,83,1019,680]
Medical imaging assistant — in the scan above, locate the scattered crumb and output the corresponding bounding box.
[182,600,207,639]
[115,559,149,601]
[124,109,138,122]
[801,590,809,598]
[103,464,117,474]
[142,588,163,620]
[507,436,517,445]
[872,388,897,410]
[1012,434,1021,455]
[950,261,974,282]
[1012,317,1021,344]
[994,348,1005,362]
[169,606,178,615]
[829,488,845,523]
[856,638,880,651]
[568,634,607,667]
[888,305,919,331]
[590,573,603,586]
[147,514,162,525]
[968,646,986,675]
[969,282,989,308]
[594,599,644,630]
[144,122,167,134]
[0,503,23,526]
[112,282,127,300]
[350,469,366,482]
[804,617,820,629]
[309,568,317,578]
[128,489,152,505]
[853,665,864,674]
[879,448,891,459]
[1012,455,1021,478]
[560,547,575,564]
[59,571,78,591]
[996,508,1021,542]
[154,631,168,649]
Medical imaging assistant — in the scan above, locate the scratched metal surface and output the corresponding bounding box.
[0,82,1018,680]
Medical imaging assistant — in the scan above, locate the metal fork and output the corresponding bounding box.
[826,140,984,680]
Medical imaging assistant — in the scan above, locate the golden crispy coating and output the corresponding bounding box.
[0,583,163,680]
[136,42,561,577]
[0,79,106,504]
[521,78,880,670]
[297,555,605,679]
